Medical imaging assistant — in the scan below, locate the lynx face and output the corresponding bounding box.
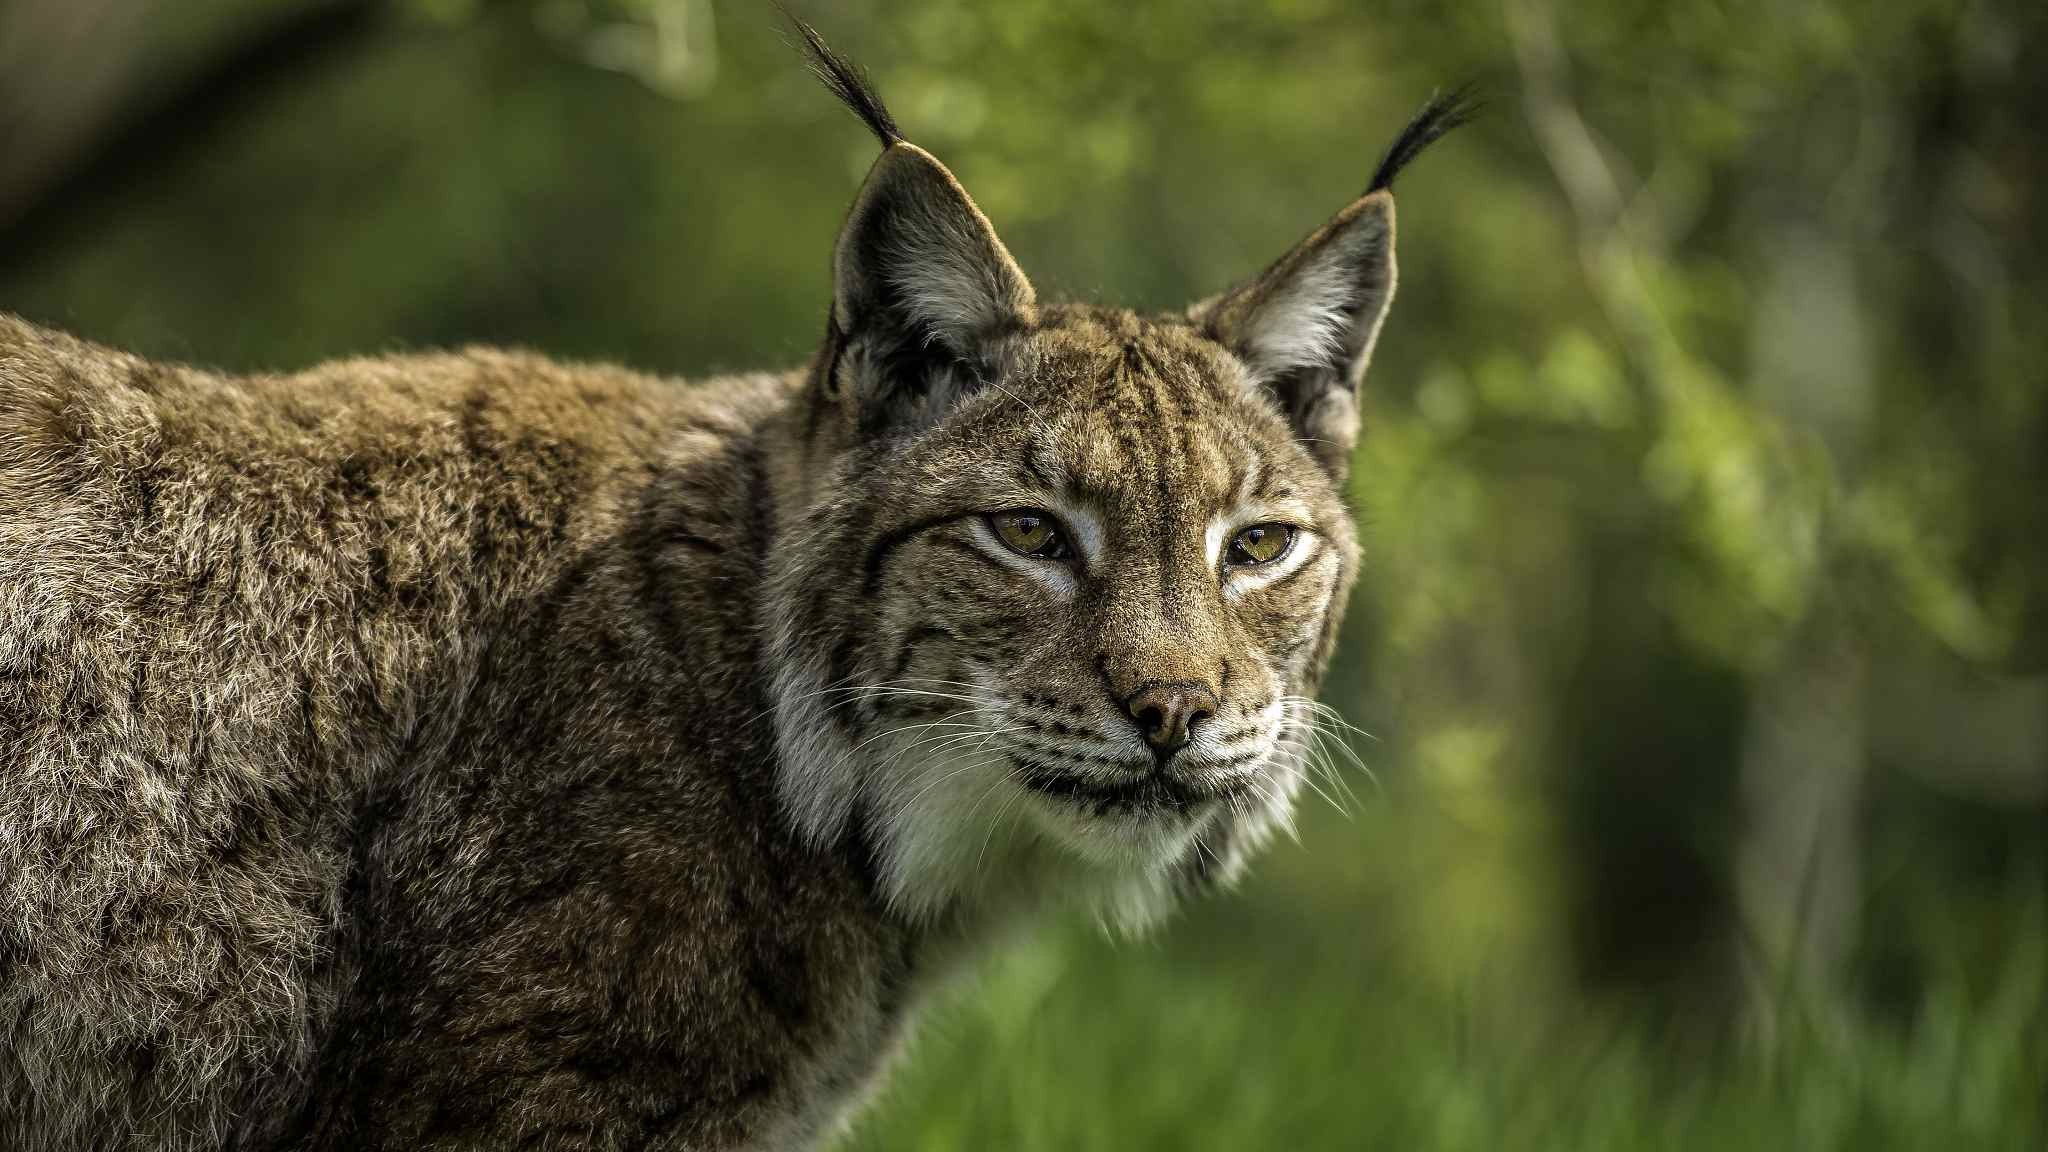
[771,309,1357,923]
[766,23,1467,928]
[762,168,1399,924]
[917,325,1347,876]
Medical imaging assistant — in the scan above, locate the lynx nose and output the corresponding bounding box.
[1122,682,1217,755]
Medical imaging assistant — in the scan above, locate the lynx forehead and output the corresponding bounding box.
[0,14,1468,1151]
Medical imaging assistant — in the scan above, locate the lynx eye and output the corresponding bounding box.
[988,509,1071,560]
[1226,523,1296,566]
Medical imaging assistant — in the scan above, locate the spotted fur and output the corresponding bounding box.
[0,25,1460,1152]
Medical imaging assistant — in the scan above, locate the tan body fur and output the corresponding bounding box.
[1,318,916,1148]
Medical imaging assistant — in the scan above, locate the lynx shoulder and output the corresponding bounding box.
[0,19,1467,1152]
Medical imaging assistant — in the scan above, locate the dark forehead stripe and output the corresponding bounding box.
[1119,339,1178,598]
[1167,332,1315,505]
[1147,340,1248,587]
[1032,326,1131,505]
[1123,341,1187,487]
[1102,338,1157,522]
[1127,331,1247,502]
[1030,317,1266,521]
[1169,338,1264,500]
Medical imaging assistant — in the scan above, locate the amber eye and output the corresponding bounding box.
[988,509,1071,560]
[1226,523,1296,566]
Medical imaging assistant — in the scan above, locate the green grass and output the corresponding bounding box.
[841,814,2045,1152]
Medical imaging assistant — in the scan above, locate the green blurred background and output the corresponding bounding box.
[3,0,2042,1146]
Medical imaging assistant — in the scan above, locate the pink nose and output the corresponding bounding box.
[1122,682,1217,754]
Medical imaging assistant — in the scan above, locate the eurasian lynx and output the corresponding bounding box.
[0,18,1468,1151]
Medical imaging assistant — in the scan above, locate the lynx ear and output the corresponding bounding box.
[1199,192,1395,478]
[831,141,1032,360]
[829,142,1035,413]
[1199,86,1476,477]
[791,10,1035,436]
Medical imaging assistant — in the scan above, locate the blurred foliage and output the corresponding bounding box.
[1,0,2042,1146]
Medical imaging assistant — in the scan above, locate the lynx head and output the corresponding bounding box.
[765,18,1471,929]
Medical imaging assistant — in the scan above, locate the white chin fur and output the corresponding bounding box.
[862,724,1213,930]
[767,639,1305,932]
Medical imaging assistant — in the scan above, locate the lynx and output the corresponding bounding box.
[0,18,1468,1151]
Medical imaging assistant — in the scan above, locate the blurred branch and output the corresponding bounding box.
[0,0,377,257]
[1503,0,1622,232]
[535,0,720,99]
[0,0,155,228]
[1503,0,1669,389]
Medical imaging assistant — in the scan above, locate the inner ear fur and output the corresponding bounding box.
[829,143,1035,407]
[1199,191,1397,478]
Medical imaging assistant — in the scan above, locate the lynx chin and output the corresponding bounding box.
[0,16,1471,1152]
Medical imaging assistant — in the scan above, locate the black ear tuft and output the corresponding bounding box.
[1366,83,1482,194]
[784,7,903,149]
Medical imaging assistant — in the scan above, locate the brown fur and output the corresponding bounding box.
[0,28,1459,1150]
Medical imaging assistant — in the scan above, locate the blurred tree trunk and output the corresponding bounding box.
[1737,217,1873,1019]
[0,0,370,238]
[0,0,156,226]
[1738,615,1866,1016]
